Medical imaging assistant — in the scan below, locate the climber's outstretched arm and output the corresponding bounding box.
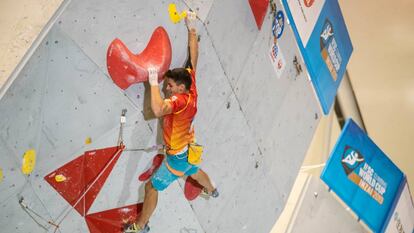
[186,11,198,70]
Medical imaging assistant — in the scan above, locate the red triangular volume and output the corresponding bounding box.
[44,153,86,214]
[44,146,123,216]
[85,203,143,233]
[248,0,269,30]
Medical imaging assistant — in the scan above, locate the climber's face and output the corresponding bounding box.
[165,78,185,95]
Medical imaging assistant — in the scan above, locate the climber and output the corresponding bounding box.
[124,11,218,233]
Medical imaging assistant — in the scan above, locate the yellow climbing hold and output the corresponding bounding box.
[85,137,92,144]
[0,167,3,183]
[55,174,67,182]
[22,149,36,175]
[168,3,187,24]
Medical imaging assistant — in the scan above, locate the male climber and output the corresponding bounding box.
[124,11,218,233]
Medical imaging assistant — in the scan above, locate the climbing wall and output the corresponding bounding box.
[288,176,368,233]
[0,0,320,233]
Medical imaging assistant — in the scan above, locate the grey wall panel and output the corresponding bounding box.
[194,25,234,133]
[231,0,320,207]
[188,93,261,233]
[57,208,90,233]
[57,0,197,109]
[0,183,54,233]
[0,140,27,203]
[290,176,367,233]
[0,24,153,232]
[57,0,189,77]
[262,76,321,194]
[204,0,259,85]
[0,39,49,162]
[38,27,145,159]
[149,181,204,233]
[183,0,215,22]
[213,162,282,233]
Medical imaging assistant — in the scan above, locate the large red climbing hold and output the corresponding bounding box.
[44,146,123,216]
[86,203,143,233]
[248,0,269,30]
[107,26,172,90]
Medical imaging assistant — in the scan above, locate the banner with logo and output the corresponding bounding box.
[384,178,414,233]
[321,119,404,232]
[281,0,353,114]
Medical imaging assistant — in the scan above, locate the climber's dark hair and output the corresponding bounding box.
[164,68,192,90]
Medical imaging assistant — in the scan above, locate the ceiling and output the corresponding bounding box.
[339,0,414,189]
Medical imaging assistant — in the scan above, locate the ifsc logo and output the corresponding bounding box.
[341,145,365,175]
[320,20,334,46]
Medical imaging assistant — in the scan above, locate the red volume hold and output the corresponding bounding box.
[107,26,172,90]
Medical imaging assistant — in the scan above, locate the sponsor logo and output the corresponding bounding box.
[320,19,342,81]
[271,43,279,60]
[272,11,285,39]
[341,146,364,175]
[269,43,286,78]
[304,0,315,7]
[342,145,387,205]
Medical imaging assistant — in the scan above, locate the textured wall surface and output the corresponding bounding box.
[0,0,321,232]
[289,176,368,233]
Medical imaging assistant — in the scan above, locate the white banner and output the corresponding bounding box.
[286,0,326,46]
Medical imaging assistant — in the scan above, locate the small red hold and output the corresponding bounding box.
[138,154,164,181]
[107,27,172,90]
[184,176,203,201]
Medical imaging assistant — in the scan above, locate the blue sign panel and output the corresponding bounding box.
[321,119,404,233]
[281,0,353,114]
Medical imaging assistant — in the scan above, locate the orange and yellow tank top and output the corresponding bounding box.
[163,69,197,154]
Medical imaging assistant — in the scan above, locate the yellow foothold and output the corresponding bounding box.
[22,149,36,175]
[85,137,92,144]
[55,174,67,182]
[168,3,187,24]
[0,168,3,183]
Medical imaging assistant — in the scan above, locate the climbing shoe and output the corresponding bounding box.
[201,187,219,198]
[123,222,150,233]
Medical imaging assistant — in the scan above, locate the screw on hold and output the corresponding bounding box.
[270,0,277,14]
[293,56,303,76]
[121,109,127,117]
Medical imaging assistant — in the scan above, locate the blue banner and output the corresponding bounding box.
[281,0,353,114]
[321,119,404,232]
